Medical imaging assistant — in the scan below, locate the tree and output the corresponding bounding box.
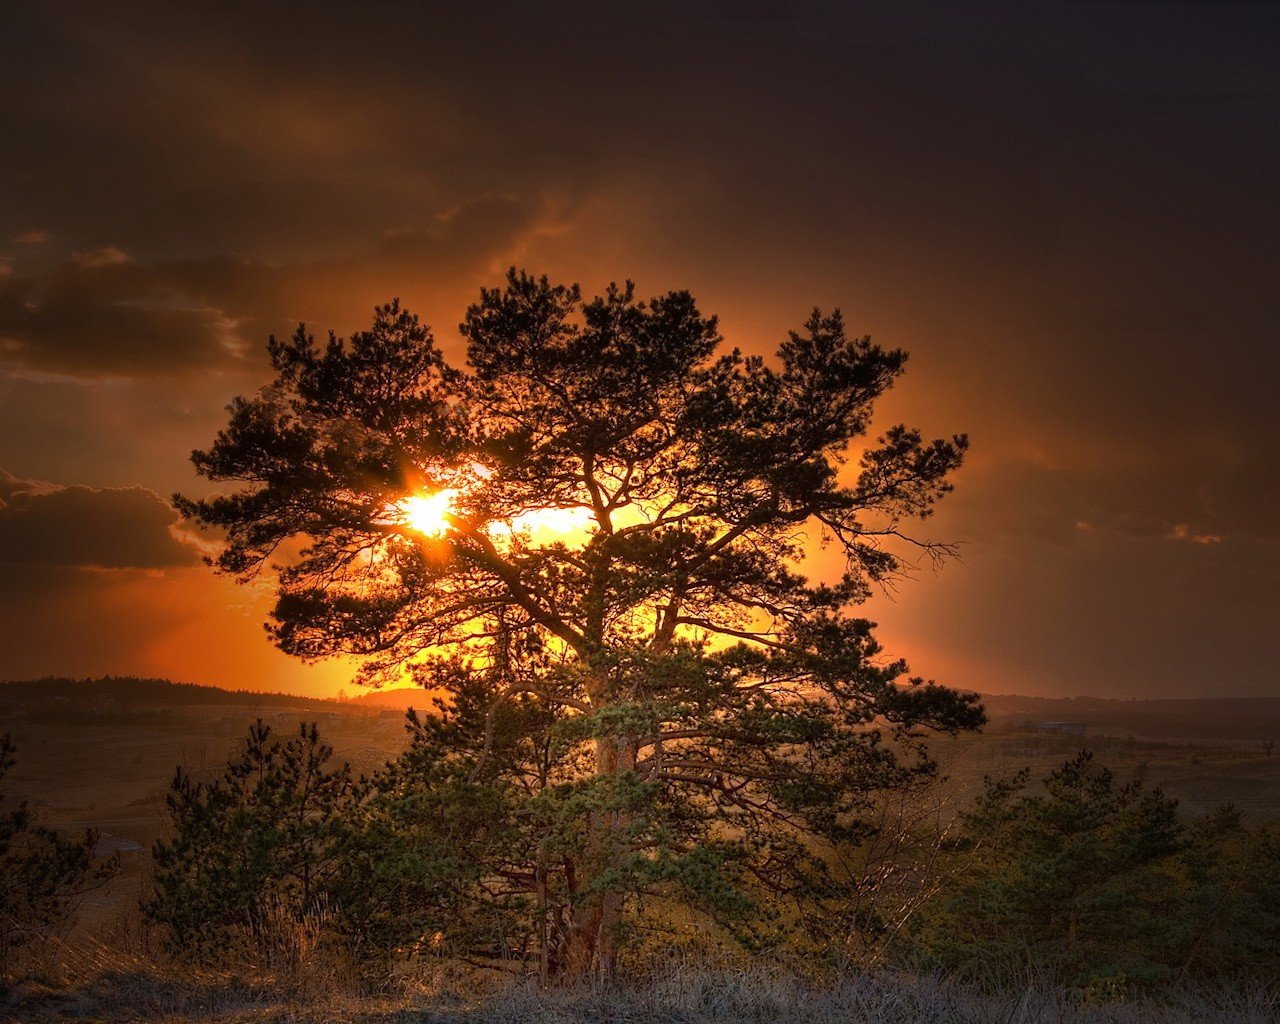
[1172,805,1280,983]
[906,752,1280,991]
[1,734,114,977]
[906,752,1189,989]
[330,697,525,965]
[177,270,982,980]
[148,721,354,959]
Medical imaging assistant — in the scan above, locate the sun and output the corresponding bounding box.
[397,472,594,542]
[399,489,458,537]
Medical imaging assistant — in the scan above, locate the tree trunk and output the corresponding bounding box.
[561,730,634,984]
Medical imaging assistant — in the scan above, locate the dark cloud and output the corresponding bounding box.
[0,469,200,569]
[0,468,344,692]
[0,195,563,379]
[0,279,243,378]
[938,448,1280,550]
[872,527,1280,700]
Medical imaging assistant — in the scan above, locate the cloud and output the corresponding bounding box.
[1165,524,1223,546]
[0,193,570,380]
[935,447,1280,553]
[0,468,201,569]
[871,526,1280,700]
[0,1,1277,698]
[0,257,246,378]
[0,466,348,694]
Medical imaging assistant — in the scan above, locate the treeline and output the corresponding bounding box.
[0,676,327,708]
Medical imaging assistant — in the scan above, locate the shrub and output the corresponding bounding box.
[146,721,353,960]
[904,751,1280,990]
[1,733,115,978]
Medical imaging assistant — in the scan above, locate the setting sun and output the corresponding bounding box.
[399,482,596,542]
[399,489,457,537]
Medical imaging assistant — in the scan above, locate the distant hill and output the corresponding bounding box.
[4,676,1277,745]
[342,686,436,710]
[0,675,439,716]
[0,675,332,710]
[981,693,1280,743]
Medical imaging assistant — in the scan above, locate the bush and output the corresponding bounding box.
[147,716,511,977]
[1,733,115,978]
[146,721,354,961]
[903,751,1280,990]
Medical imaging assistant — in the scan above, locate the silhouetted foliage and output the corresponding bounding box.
[330,698,524,963]
[1,734,114,976]
[178,270,982,980]
[1172,804,1280,982]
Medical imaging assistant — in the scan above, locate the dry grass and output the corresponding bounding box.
[435,967,1279,1024]
[5,957,1278,1024]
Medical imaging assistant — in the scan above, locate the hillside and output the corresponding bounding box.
[6,675,1280,743]
[981,692,1280,744]
[342,685,436,709]
[0,675,332,709]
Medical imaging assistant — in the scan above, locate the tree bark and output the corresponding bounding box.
[561,730,634,984]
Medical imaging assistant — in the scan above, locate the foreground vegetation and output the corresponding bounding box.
[5,958,1279,1024]
[6,722,1278,1019]
[147,725,1280,991]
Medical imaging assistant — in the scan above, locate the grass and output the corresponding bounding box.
[5,952,1278,1024]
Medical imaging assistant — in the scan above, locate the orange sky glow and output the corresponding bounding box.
[2,4,1278,700]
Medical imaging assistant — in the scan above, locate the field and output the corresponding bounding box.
[3,682,1277,851]
[933,729,1280,822]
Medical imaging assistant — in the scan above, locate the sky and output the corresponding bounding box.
[1,1,1277,700]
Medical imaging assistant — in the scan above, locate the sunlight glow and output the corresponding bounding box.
[397,484,593,542]
[495,506,594,539]
[399,489,458,537]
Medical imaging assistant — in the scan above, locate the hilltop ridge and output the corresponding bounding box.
[3,676,1278,743]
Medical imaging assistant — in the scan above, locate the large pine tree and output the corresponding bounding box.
[178,270,982,979]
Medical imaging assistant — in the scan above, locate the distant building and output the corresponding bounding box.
[1033,721,1087,735]
[95,837,144,860]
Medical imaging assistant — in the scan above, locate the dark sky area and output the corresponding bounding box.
[1,1,1277,698]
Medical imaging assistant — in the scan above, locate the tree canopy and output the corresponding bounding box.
[178,269,982,979]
